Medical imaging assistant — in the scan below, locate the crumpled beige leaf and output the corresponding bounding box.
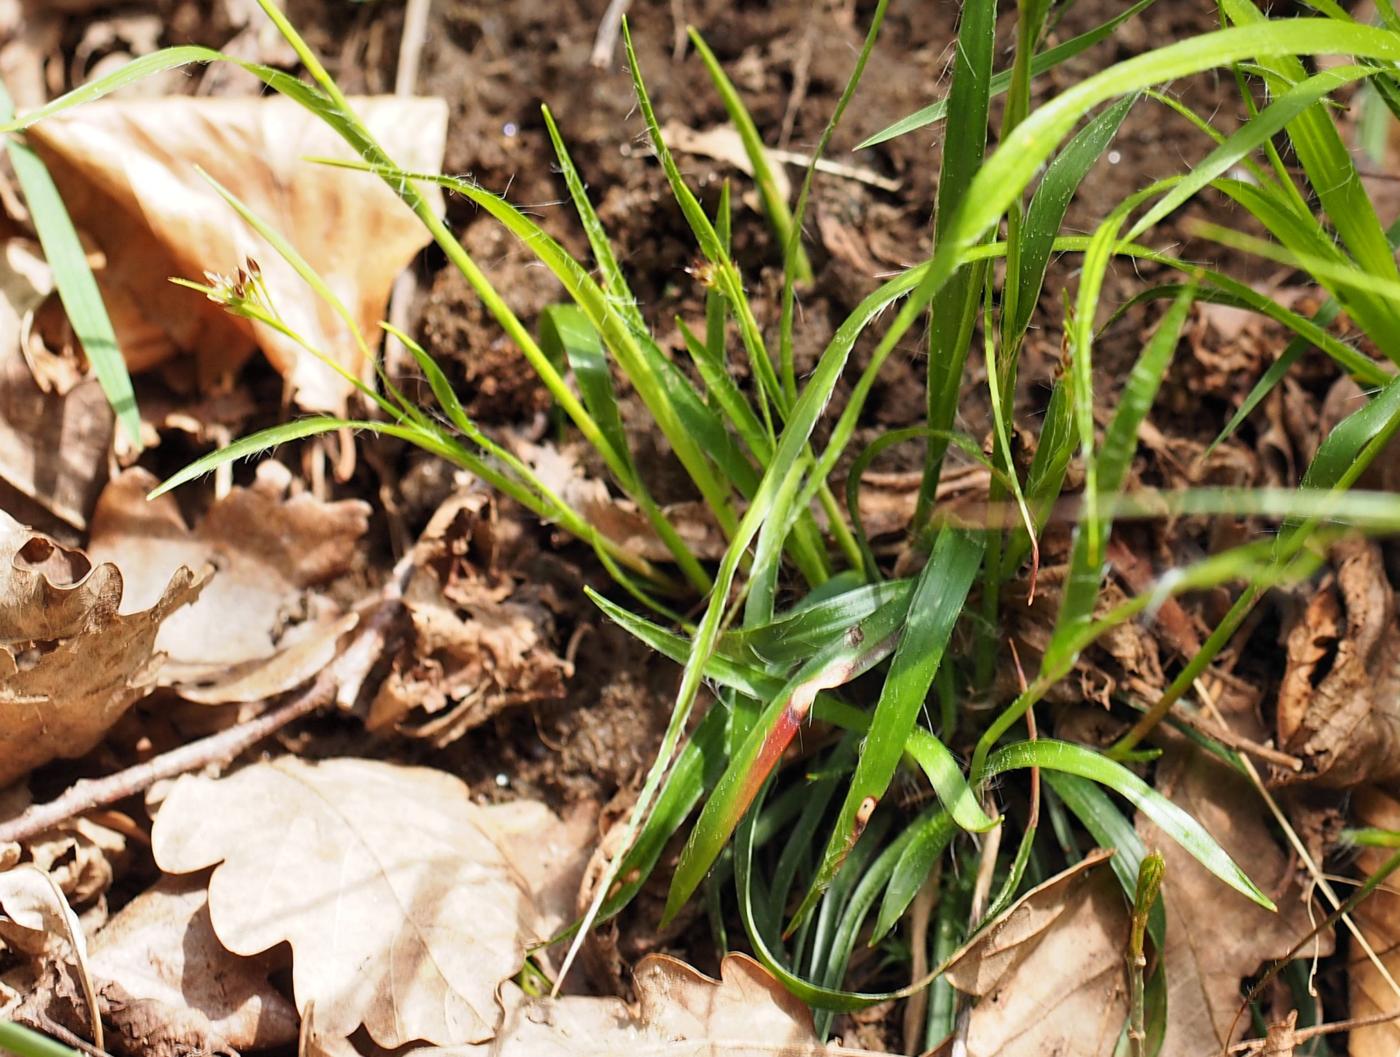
[367,489,569,742]
[0,510,202,788]
[28,94,446,411]
[89,873,298,1057]
[1273,538,1400,788]
[1137,746,1328,1057]
[941,850,1126,1057]
[151,757,541,1048]
[1349,786,1400,1057]
[88,463,368,701]
[394,953,889,1057]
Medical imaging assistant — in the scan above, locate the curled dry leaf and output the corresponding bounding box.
[0,863,102,1048]
[89,873,298,1057]
[0,509,202,789]
[1137,745,1327,1057]
[1274,538,1400,788]
[1349,786,1400,1057]
[28,95,446,411]
[151,757,540,1048]
[88,463,368,703]
[940,849,1127,1057]
[368,489,569,742]
[397,952,891,1057]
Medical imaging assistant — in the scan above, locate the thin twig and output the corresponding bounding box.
[0,561,410,847]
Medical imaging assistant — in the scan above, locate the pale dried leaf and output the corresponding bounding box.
[0,863,102,1048]
[399,953,890,1057]
[29,95,446,411]
[151,757,539,1048]
[1137,746,1327,1057]
[88,464,368,700]
[1349,786,1400,1057]
[0,510,202,788]
[940,851,1126,1057]
[90,874,298,1056]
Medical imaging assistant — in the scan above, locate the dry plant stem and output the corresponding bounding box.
[0,560,411,847]
[16,1012,114,1057]
[590,0,631,67]
[1228,1008,1400,1052]
[950,797,1004,1055]
[903,864,941,1054]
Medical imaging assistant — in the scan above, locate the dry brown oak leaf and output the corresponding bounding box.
[0,509,202,789]
[89,873,298,1057]
[940,850,1128,1057]
[1348,786,1400,1057]
[1137,745,1328,1057]
[27,95,446,412]
[151,757,542,1048]
[88,463,368,703]
[1274,537,1400,788]
[390,952,894,1057]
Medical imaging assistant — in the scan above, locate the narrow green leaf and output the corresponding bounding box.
[662,595,913,923]
[855,0,1159,149]
[688,28,811,281]
[985,740,1274,909]
[793,530,990,929]
[0,82,140,449]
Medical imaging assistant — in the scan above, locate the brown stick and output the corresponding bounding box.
[0,560,410,847]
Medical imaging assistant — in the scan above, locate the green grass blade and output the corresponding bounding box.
[662,595,913,923]
[1126,63,1380,242]
[1052,281,1195,661]
[620,21,783,417]
[986,740,1273,909]
[793,529,989,929]
[539,304,631,470]
[1222,0,1400,335]
[688,28,811,282]
[0,82,141,449]
[919,0,995,511]
[871,805,956,941]
[1044,771,1165,948]
[1010,95,1136,346]
[721,579,913,665]
[855,0,1159,149]
[0,1022,84,1057]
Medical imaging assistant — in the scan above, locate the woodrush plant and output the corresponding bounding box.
[8,0,1400,1048]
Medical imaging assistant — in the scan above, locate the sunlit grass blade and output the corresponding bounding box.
[985,740,1273,909]
[688,28,811,282]
[918,0,995,514]
[855,0,1159,149]
[720,579,913,665]
[1050,278,1194,661]
[1126,63,1381,242]
[620,21,782,418]
[539,304,631,473]
[1222,0,1400,350]
[1008,96,1135,348]
[0,1021,83,1057]
[0,82,141,450]
[792,529,989,930]
[1043,771,1165,947]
